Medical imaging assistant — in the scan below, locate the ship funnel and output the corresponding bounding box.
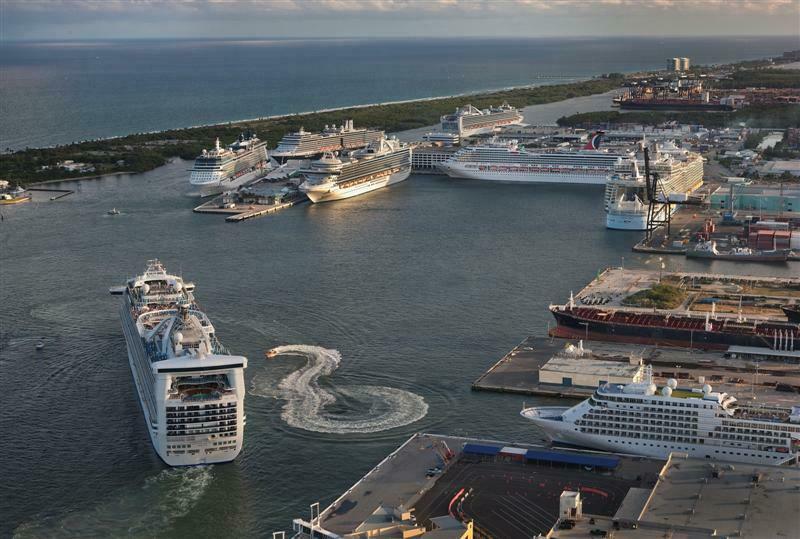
[215,138,220,151]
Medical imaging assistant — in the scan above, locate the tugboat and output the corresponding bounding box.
[265,348,280,359]
[686,241,789,263]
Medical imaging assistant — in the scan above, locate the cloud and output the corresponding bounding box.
[5,0,797,14]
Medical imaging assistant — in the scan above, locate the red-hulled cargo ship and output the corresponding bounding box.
[550,304,800,350]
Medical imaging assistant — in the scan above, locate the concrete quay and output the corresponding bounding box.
[193,194,307,222]
[473,336,800,407]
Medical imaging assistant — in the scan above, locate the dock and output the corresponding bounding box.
[290,432,800,539]
[473,336,800,406]
[193,194,307,222]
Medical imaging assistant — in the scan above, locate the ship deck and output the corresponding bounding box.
[562,267,800,322]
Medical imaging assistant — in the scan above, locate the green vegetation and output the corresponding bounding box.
[1,76,624,185]
[622,284,686,310]
[712,68,800,89]
[743,131,767,150]
[556,104,800,130]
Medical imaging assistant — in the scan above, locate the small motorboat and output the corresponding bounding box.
[36,341,45,350]
[107,208,121,215]
[265,348,280,359]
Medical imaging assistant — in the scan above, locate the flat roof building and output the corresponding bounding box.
[539,342,645,388]
[710,183,799,213]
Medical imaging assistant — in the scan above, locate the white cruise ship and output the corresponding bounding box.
[440,103,523,138]
[521,370,800,466]
[112,260,247,466]
[299,137,411,203]
[604,143,704,230]
[606,163,649,230]
[189,134,269,196]
[439,139,629,184]
[604,142,704,212]
[271,120,384,162]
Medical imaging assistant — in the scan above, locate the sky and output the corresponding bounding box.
[1,0,799,40]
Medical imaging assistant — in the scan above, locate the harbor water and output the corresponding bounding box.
[2,155,797,536]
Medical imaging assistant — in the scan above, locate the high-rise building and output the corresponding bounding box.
[667,57,681,71]
[680,57,691,71]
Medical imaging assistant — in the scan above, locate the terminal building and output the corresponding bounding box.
[710,183,799,213]
[539,342,645,388]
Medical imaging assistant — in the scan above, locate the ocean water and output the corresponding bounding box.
[1,154,797,536]
[2,36,798,150]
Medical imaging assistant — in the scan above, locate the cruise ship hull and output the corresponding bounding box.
[523,409,796,466]
[192,166,267,197]
[119,302,244,466]
[440,163,608,184]
[550,307,799,350]
[606,212,648,230]
[302,167,411,203]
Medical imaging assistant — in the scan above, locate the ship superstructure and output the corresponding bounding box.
[440,103,523,137]
[605,142,704,211]
[272,120,384,162]
[299,137,411,203]
[113,260,247,466]
[439,139,630,184]
[189,134,269,196]
[606,161,648,230]
[522,370,800,466]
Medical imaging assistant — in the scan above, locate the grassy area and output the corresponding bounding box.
[622,284,687,310]
[1,76,624,185]
[556,104,800,130]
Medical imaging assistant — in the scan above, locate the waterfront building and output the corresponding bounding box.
[710,183,799,213]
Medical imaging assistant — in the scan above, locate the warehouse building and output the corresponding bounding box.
[539,342,645,388]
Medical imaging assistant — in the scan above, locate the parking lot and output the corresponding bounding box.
[413,458,650,538]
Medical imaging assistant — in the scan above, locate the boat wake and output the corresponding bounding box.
[251,345,428,434]
[13,466,213,538]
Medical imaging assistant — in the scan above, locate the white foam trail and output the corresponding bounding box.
[252,345,428,434]
[13,466,213,538]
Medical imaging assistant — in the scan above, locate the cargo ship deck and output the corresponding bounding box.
[560,268,800,322]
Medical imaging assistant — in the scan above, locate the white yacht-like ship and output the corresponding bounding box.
[112,260,247,466]
[299,137,411,203]
[189,134,269,196]
[521,369,800,466]
[440,102,523,138]
[439,138,629,184]
[271,120,384,162]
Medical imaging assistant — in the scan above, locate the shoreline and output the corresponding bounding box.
[6,78,590,153]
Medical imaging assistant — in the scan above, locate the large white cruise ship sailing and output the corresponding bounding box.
[299,137,411,203]
[112,260,247,466]
[521,368,800,466]
[439,138,629,184]
[271,120,384,162]
[189,133,270,197]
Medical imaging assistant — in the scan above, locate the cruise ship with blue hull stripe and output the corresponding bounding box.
[113,260,247,466]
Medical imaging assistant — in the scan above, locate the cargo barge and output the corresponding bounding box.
[549,268,800,351]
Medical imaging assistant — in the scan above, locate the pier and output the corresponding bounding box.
[193,194,307,222]
[473,336,800,406]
